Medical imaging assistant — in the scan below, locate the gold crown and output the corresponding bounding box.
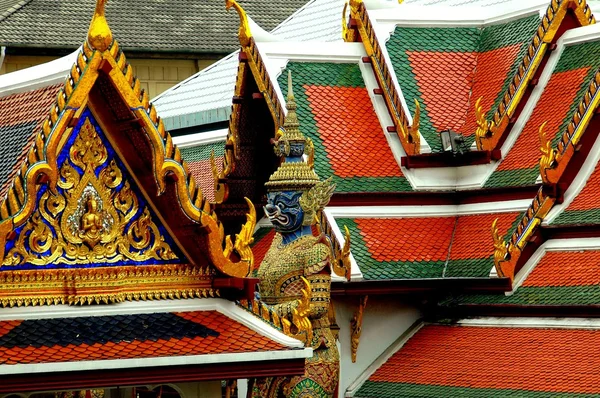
[267,71,320,192]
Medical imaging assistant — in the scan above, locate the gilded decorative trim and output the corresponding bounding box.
[495,188,555,279]
[543,69,600,184]
[221,1,286,197]
[0,264,217,307]
[348,0,420,155]
[316,210,351,280]
[350,295,367,363]
[476,0,595,151]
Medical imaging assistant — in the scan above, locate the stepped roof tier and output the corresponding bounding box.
[201,0,600,394]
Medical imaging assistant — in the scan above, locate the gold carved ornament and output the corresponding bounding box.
[538,121,557,184]
[3,118,178,267]
[350,295,368,363]
[87,0,112,52]
[291,276,314,345]
[225,0,252,48]
[333,226,352,280]
[491,218,509,278]
[223,197,257,269]
[474,96,491,147]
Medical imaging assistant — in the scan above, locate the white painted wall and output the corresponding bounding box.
[333,296,421,398]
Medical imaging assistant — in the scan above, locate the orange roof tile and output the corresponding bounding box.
[0,311,286,365]
[523,250,600,287]
[366,324,600,394]
[562,160,600,212]
[305,85,403,178]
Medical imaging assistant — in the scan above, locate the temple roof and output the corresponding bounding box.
[352,321,600,397]
[0,0,308,54]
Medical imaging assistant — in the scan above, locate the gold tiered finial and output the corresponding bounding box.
[87,0,113,51]
[225,0,252,47]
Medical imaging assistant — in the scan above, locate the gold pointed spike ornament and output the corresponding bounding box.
[87,0,113,51]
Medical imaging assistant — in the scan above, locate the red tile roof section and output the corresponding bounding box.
[0,320,21,339]
[356,212,518,262]
[497,68,589,172]
[563,160,600,211]
[0,84,62,198]
[305,85,403,178]
[356,217,455,263]
[0,311,285,365]
[461,45,522,136]
[186,157,223,204]
[370,324,600,394]
[523,250,600,287]
[408,45,520,136]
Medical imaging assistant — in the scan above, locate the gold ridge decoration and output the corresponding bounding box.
[545,69,600,184]
[347,0,419,155]
[3,118,178,267]
[491,218,509,277]
[538,121,557,184]
[224,197,256,269]
[350,295,368,363]
[498,188,556,280]
[225,0,253,48]
[315,211,352,280]
[0,264,216,307]
[474,96,490,143]
[476,0,595,151]
[410,99,421,149]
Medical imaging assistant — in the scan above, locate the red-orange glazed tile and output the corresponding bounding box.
[305,85,404,179]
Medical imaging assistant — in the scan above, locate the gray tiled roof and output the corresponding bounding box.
[153,0,345,130]
[0,0,309,53]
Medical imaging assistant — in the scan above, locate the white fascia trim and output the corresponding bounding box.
[456,316,600,329]
[0,298,303,348]
[171,128,228,148]
[0,50,77,97]
[325,199,531,218]
[345,320,424,397]
[0,347,312,376]
[369,1,545,28]
[323,210,364,282]
[511,237,600,292]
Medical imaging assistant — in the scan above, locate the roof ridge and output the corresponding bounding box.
[0,0,32,23]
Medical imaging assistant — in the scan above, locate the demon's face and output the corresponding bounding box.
[264,191,304,234]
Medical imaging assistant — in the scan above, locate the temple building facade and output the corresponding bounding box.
[4,0,600,397]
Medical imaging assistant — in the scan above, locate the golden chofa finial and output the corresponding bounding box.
[87,0,113,51]
[225,0,252,47]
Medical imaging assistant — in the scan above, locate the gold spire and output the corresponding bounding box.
[87,0,113,52]
[225,0,253,47]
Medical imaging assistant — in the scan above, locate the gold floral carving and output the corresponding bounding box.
[3,118,178,267]
[350,295,368,363]
[332,225,352,280]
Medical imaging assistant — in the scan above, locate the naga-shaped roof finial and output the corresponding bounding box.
[225,0,252,47]
[87,0,113,51]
